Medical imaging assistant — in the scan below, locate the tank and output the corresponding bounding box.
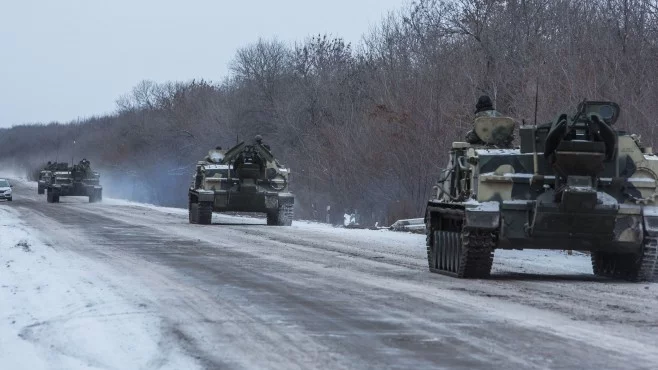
[37,162,67,194]
[46,159,103,203]
[188,135,294,225]
[425,100,658,282]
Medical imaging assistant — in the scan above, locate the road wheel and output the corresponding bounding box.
[7,197,12,202]
[47,189,54,203]
[38,186,44,195]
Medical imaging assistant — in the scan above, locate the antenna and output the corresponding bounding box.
[573,97,588,123]
[533,76,539,126]
[532,76,540,176]
[55,123,61,162]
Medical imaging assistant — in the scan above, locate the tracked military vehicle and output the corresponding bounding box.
[46,159,103,203]
[38,162,67,194]
[425,100,658,282]
[189,135,294,225]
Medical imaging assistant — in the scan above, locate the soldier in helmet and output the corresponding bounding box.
[465,95,513,147]
[254,134,272,151]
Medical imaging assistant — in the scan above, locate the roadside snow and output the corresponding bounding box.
[0,205,201,370]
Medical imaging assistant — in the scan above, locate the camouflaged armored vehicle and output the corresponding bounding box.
[38,162,67,194]
[188,135,294,225]
[425,101,658,282]
[46,159,102,203]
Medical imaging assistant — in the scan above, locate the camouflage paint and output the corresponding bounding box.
[427,103,658,252]
[189,139,294,213]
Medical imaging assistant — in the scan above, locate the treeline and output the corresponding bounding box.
[1,0,658,225]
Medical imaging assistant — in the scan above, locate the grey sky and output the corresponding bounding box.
[0,0,406,128]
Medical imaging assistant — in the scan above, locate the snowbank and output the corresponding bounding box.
[0,205,200,370]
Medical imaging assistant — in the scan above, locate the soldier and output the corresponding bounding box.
[254,135,272,151]
[205,146,224,163]
[465,95,513,147]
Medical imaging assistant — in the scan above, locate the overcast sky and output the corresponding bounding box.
[0,0,406,128]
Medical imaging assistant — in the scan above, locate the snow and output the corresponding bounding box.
[475,148,521,155]
[493,249,592,275]
[643,206,658,217]
[628,177,657,183]
[596,191,619,207]
[202,164,229,170]
[0,205,201,370]
[466,201,500,212]
[503,200,531,205]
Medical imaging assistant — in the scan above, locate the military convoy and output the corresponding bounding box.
[44,159,103,203]
[188,135,294,226]
[425,100,658,282]
[20,103,658,283]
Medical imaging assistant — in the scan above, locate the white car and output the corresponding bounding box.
[0,179,13,201]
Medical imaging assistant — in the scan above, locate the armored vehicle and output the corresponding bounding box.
[46,159,102,203]
[38,162,67,194]
[425,101,658,282]
[37,170,52,194]
[189,135,294,225]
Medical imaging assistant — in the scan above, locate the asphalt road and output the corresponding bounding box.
[6,179,658,369]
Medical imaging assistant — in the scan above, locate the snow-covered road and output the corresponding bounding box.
[1,178,657,369]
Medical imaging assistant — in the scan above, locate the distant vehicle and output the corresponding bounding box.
[188,135,294,225]
[425,100,658,282]
[37,170,52,194]
[46,159,103,203]
[38,162,68,194]
[0,178,13,201]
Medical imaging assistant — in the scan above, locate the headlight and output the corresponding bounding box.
[5,189,11,194]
